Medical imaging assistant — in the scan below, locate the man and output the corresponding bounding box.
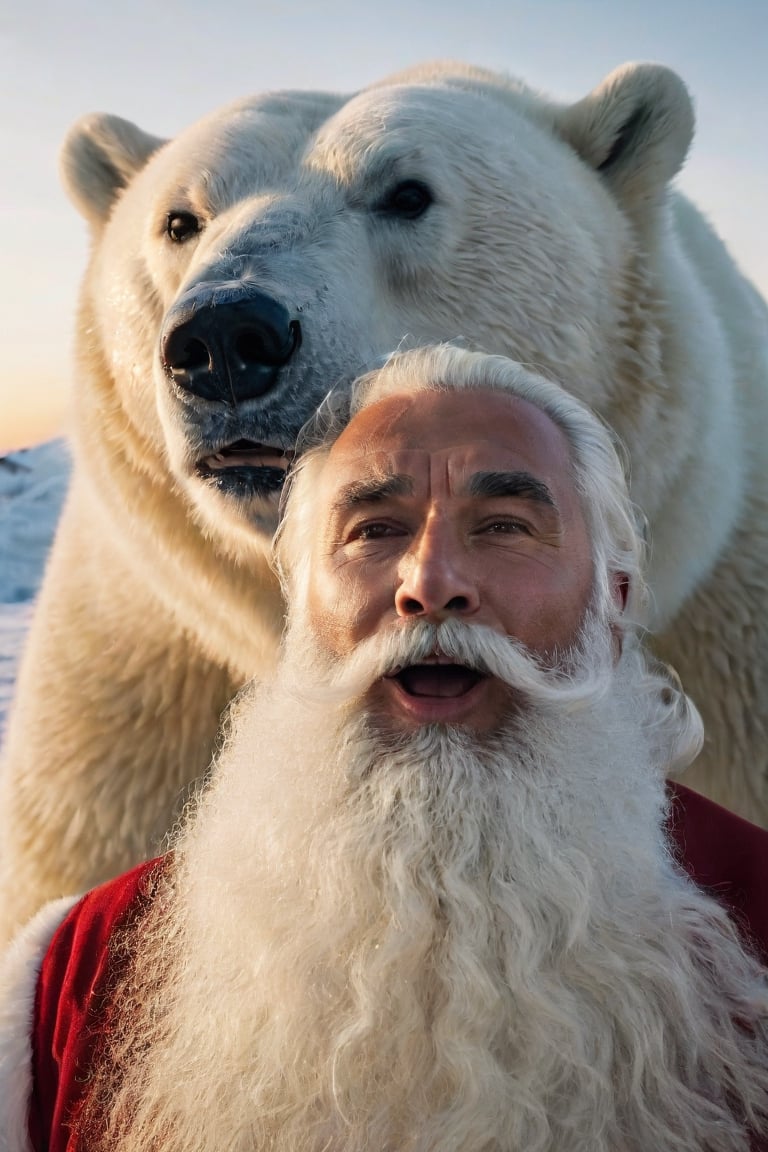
[2,345,768,1152]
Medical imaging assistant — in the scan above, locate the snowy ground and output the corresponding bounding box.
[0,603,33,742]
[0,441,70,742]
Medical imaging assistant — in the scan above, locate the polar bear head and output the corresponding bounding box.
[61,62,694,562]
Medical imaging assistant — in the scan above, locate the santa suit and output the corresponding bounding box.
[1,782,767,1152]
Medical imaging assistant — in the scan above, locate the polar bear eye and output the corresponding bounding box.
[166,211,201,243]
[377,180,433,220]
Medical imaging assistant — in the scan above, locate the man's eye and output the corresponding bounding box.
[351,522,400,541]
[481,519,530,535]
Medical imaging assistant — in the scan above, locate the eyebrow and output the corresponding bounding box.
[467,470,557,509]
[333,473,415,512]
[331,469,558,517]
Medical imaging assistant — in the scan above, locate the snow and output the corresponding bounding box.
[0,440,70,741]
[0,441,70,604]
[0,603,33,742]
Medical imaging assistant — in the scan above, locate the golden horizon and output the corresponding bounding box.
[1,387,71,456]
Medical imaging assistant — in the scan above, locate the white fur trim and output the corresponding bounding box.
[0,896,80,1152]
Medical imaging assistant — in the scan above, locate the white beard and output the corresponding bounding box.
[85,617,768,1152]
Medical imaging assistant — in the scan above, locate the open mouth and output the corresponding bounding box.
[390,663,485,698]
[195,439,294,498]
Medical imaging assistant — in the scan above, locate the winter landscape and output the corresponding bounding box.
[0,441,69,741]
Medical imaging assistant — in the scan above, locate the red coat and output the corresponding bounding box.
[12,783,768,1151]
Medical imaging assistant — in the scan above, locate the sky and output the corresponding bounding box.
[1,0,766,452]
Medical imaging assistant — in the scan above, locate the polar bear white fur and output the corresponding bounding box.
[2,60,767,939]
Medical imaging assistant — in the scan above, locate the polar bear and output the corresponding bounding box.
[2,60,767,939]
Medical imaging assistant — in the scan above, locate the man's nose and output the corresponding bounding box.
[394,523,480,619]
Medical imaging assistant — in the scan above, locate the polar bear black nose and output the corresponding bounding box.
[160,283,301,403]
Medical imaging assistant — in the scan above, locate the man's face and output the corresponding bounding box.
[308,388,595,731]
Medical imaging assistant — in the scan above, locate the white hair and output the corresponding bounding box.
[277,344,647,632]
[77,613,768,1152]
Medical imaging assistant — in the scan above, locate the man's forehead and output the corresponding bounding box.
[325,388,575,485]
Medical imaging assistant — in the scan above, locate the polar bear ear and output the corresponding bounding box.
[60,113,166,228]
[555,63,694,209]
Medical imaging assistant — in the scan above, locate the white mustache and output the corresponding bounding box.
[282,616,615,715]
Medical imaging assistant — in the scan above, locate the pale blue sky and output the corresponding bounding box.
[2,0,766,448]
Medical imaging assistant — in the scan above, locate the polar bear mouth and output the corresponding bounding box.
[198,439,294,472]
[195,440,294,498]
